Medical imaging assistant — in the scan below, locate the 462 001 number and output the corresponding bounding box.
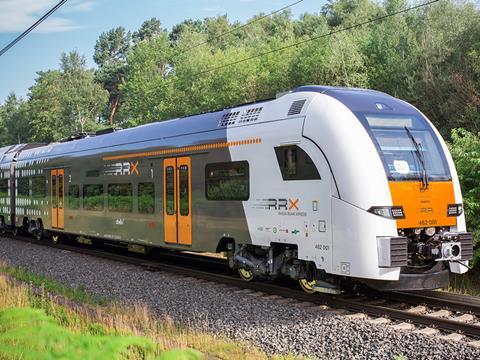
[418,219,437,226]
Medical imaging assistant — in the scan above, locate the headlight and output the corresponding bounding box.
[368,206,405,219]
[447,204,463,217]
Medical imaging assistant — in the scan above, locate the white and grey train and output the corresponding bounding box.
[0,85,473,292]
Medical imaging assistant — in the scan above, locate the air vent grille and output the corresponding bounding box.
[288,99,307,116]
[458,232,473,261]
[239,107,262,124]
[390,237,408,267]
[218,111,240,127]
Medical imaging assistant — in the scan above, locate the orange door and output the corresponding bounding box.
[57,169,64,229]
[164,158,177,243]
[163,157,192,245]
[177,157,191,245]
[51,170,58,228]
[50,169,65,229]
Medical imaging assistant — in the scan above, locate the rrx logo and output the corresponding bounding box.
[265,198,299,211]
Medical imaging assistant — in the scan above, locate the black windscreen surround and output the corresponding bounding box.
[275,145,321,181]
[205,161,249,201]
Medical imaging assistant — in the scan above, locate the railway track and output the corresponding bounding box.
[4,234,480,342]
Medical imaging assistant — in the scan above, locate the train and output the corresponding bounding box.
[0,85,473,293]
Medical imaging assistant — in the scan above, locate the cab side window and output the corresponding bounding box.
[275,145,321,180]
[205,161,249,201]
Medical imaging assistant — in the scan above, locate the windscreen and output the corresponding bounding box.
[358,113,451,181]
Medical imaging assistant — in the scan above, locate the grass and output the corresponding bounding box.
[0,261,299,359]
[449,267,480,297]
[0,262,112,306]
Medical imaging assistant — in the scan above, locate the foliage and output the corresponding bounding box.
[26,51,108,143]
[0,307,158,360]
[448,129,480,266]
[94,27,132,124]
[133,18,165,44]
[0,93,30,145]
[1,0,479,142]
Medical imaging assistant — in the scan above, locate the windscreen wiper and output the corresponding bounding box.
[404,126,429,190]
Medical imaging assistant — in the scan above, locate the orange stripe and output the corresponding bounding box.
[102,137,262,161]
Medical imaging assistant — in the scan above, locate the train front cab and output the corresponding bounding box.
[300,86,473,291]
[357,110,473,290]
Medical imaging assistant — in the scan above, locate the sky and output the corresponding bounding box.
[0,0,326,104]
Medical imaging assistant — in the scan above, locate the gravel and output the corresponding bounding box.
[0,236,479,359]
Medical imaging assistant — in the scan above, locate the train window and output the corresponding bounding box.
[17,178,29,196]
[274,145,321,181]
[83,184,104,211]
[179,165,189,216]
[165,166,175,215]
[0,179,8,197]
[68,185,80,210]
[58,174,64,209]
[138,182,155,214]
[32,177,45,198]
[108,183,133,212]
[52,176,57,208]
[205,161,249,201]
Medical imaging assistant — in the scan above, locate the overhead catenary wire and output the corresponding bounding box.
[177,0,304,55]
[0,0,68,58]
[192,0,440,78]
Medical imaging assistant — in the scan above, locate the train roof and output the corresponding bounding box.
[7,85,417,163]
[294,85,417,114]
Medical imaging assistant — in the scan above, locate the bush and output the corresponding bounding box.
[448,128,480,267]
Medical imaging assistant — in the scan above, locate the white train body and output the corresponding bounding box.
[226,86,471,290]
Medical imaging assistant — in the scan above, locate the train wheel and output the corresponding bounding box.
[298,278,317,294]
[238,267,254,282]
[52,234,61,245]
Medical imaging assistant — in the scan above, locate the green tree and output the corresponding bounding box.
[413,1,480,137]
[169,19,204,43]
[28,70,65,142]
[120,34,172,126]
[0,93,31,146]
[61,51,109,133]
[365,0,419,98]
[94,27,132,125]
[133,18,164,44]
[28,51,108,143]
[449,129,480,265]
